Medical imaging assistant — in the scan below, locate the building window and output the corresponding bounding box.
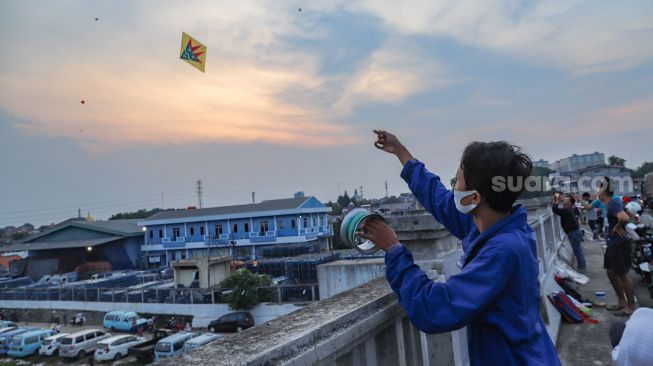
[149,230,153,239]
[312,216,316,226]
[244,223,250,232]
[291,219,296,229]
[172,228,180,241]
[318,216,323,226]
[190,227,195,236]
[159,229,163,238]
[200,226,205,236]
[260,221,269,235]
[233,224,238,233]
[303,217,308,228]
[278,220,285,230]
[215,224,223,236]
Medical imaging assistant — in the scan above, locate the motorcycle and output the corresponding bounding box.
[630,224,653,299]
[70,312,86,326]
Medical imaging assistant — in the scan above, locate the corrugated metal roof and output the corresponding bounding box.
[0,236,123,252]
[143,197,311,222]
[23,219,142,243]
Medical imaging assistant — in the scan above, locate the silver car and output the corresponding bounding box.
[58,329,111,359]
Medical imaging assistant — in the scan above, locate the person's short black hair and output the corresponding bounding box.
[599,177,614,196]
[582,192,590,198]
[460,141,532,212]
[565,196,576,205]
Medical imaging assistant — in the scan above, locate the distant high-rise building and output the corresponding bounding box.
[552,152,605,174]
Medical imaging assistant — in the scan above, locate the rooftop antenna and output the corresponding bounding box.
[77,207,81,218]
[252,192,255,204]
[196,180,203,208]
[385,180,389,198]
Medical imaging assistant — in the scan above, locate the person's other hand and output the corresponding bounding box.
[356,217,399,252]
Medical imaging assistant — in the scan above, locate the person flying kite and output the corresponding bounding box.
[180,32,207,73]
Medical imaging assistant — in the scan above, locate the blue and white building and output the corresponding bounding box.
[138,196,332,267]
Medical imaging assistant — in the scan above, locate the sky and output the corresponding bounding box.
[1,0,652,227]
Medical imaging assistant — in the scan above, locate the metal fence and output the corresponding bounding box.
[0,284,319,305]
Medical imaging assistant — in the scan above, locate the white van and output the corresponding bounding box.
[58,329,111,359]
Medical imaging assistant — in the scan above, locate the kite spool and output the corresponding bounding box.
[340,208,386,254]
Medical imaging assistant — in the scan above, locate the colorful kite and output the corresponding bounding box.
[180,32,207,73]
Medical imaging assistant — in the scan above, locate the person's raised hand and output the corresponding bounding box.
[373,130,414,165]
[356,217,399,252]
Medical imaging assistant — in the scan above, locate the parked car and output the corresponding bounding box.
[0,327,17,335]
[0,321,18,329]
[39,333,70,356]
[182,333,223,352]
[103,311,148,333]
[7,329,54,357]
[0,328,39,355]
[154,332,196,361]
[94,334,146,362]
[207,312,254,333]
[59,329,111,359]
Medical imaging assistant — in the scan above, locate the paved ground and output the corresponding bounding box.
[557,231,653,366]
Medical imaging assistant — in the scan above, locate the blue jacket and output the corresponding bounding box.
[385,159,560,366]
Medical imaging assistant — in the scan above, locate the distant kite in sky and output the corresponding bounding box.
[180,32,207,73]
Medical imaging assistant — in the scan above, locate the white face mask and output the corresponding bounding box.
[454,190,478,214]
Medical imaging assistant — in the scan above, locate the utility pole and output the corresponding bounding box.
[360,186,364,199]
[385,180,389,198]
[337,182,342,196]
[161,192,164,209]
[196,180,203,208]
[251,192,255,204]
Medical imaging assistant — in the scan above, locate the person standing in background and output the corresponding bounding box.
[552,194,586,272]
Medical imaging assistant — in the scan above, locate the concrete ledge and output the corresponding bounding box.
[166,278,399,365]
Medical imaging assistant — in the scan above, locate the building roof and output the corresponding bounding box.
[22,219,143,243]
[0,236,123,252]
[140,196,330,225]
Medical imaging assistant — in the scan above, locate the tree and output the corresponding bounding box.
[632,161,653,179]
[531,166,554,177]
[0,229,4,238]
[325,201,342,216]
[109,208,173,220]
[608,155,626,167]
[337,191,351,208]
[11,232,28,241]
[219,269,273,310]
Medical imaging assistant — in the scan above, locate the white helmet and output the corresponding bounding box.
[625,202,642,216]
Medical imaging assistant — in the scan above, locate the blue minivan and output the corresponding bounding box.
[154,332,196,361]
[103,311,148,333]
[7,329,54,357]
[0,328,39,355]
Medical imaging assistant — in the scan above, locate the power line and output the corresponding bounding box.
[0,191,196,226]
[0,186,194,216]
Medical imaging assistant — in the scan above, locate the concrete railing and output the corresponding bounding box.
[168,208,566,366]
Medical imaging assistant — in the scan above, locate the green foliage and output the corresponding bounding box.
[325,201,342,216]
[608,155,626,167]
[219,269,273,310]
[0,229,4,238]
[11,232,28,241]
[337,191,351,208]
[632,161,653,179]
[109,208,174,220]
[450,177,457,189]
[531,166,554,177]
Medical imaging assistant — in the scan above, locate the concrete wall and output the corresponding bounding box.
[317,258,386,299]
[0,300,300,328]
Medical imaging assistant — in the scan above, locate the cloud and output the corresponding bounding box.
[334,39,456,113]
[349,0,653,74]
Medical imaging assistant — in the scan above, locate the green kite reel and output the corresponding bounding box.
[339,208,386,254]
